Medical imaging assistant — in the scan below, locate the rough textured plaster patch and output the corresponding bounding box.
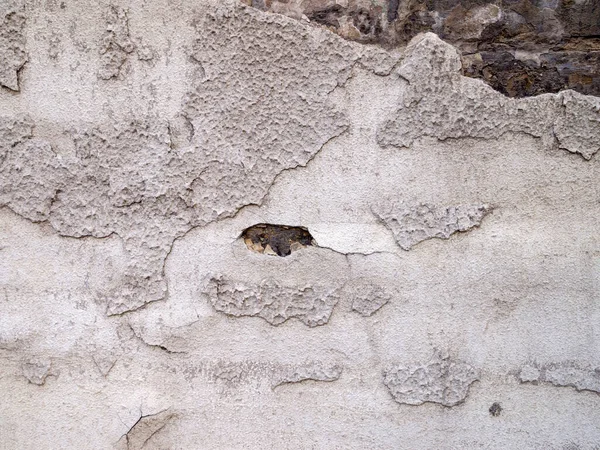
[344,278,391,316]
[376,33,600,160]
[98,6,135,80]
[383,350,479,407]
[195,360,343,390]
[0,2,395,315]
[0,1,26,91]
[21,358,52,385]
[117,409,176,450]
[271,362,343,389]
[0,115,33,163]
[372,202,490,251]
[242,223,315,256]
[519,362,600,394]
[203,275,340,327]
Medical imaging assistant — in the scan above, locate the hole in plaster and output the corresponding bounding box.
[241,224,316,257]
[489,402,502,417]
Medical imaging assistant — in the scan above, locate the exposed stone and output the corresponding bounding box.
[203,275,339,327]
[0,1,27,91]
[98,6,135,80]
[242,224,315,257]
[383,351,479,407]
[373,201,490,251]
[22,358,51,385]
[519,362,600,394]
[251,0,600,97]
[271,362,343,389]
[377,33,600,160]
[345,279,391,317]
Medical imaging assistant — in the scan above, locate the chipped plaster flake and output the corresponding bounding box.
[377,33,600,159]
[271,362,343,388]
[22,358,51,385]
[0,2,27,91]
[204,275,339,327]
[345,279,391,317]
[117,409,177,450]
[519,363,600,394]
[383,351,479,407]
[373,202,490,251]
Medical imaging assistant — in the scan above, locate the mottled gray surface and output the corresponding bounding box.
[345,279,391,316]
[271,362,343,389]
[0,2,393,315]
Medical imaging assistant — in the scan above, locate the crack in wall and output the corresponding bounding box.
[118,408,176,450]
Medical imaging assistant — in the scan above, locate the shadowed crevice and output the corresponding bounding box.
[241,223,315,257]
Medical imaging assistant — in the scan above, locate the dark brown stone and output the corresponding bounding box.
[250,0,600,97]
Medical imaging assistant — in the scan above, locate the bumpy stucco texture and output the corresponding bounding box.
[1,1,600,449]
[0,1,26,91]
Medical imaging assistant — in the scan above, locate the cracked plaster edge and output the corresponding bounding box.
[370,203,495,252]
[375,32,600,160]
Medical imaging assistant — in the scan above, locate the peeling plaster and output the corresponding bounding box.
[519,362,600,394]
[1,1,600,448]
[372,202,491,250]
[203,275,340,327]
[383,350,479,407]
[377,33,600,160]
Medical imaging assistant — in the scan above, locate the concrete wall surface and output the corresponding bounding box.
[1,1,599,448]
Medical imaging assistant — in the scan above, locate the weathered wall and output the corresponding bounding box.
[1,0,599,448]
[251,0,600,97]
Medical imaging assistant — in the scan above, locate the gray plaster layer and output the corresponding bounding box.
[345,279,391,317]
[383,351,479,406]
[519,362,600,394]
[1,0,600,449]
[0,1,26,91]
[98,6,136,80]
[373,202,490,250]
[203,275,340,327]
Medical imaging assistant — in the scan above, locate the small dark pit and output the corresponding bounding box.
[489,402,502,417]
[241,224,315,257]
